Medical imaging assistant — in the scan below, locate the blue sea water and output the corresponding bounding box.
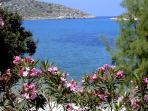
[23,17,119,80]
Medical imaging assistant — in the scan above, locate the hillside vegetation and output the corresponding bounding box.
[0,0,95,19]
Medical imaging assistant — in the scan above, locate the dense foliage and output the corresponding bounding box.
[0,56,147,111]
[113,0,148,76]
[0,8,36,72]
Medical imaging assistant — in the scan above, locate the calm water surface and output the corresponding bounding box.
[23,17,119,80]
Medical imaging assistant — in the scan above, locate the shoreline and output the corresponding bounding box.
[23,16,96,20]
[110,17,138,21]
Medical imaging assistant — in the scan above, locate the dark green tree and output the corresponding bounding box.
[113,0,148,76]
[0,8,36,72]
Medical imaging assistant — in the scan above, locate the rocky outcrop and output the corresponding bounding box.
[0,0,95,20]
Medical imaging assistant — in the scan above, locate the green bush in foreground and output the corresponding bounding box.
[0,56,147,111]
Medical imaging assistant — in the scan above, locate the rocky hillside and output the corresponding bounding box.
[0,0,95,19]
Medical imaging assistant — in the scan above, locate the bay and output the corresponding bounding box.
[23,17,119,80]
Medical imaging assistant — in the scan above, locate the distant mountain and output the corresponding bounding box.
[0,0,95,20]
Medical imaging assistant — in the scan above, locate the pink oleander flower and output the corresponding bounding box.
[64,103,74,111]
[130,98,140,109]
[18,68,29,77]
[116,70,124,79]
[144,95,148,103]
[60,73,67,82]
[48,66,58,73]
[144,78,148,84]
[30,68,42,77]
[103,64,115,71]
[0,17,4,27]
[89,74,97,81]
[66,81,77,91]
[24,56,34,64]
[18,67,41,77]
[13,56,21,65]
[103,64,111,68]
[21,83,37,100]
[96,66,105,73]
[60,77,66,82]
[97,94,108,101]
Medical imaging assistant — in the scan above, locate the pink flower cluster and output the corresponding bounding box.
[59,73,79,92]
[96,66,105,73]
[0,17,4,27]
[13,56,41,77]
[116,70,124,79]
[130,98,140,109]
[144,78,148,84]
[66,81,77,91]
[97,94,108,101]
[64,103,74,111]
[64,103,85,111]
[97,64,115,72]
[13,56,35,65]
[96,64,115,74]
[21,83,37,100]
[89,74,97,81]
[19,67,42,77]
[88,64,124,83]
[24,56,35,64]
[60,73,67,82]
[48,66,58,73]
[144,95,148,103]
[13,56,21,65]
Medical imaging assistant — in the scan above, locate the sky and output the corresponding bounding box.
[39,0,124,16]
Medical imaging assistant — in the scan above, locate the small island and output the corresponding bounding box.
[0,0,96,20]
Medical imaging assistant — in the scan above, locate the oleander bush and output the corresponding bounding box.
[0,56,147,111]
[0,56,74,111]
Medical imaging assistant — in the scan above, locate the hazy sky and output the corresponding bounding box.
[39,0,124,16]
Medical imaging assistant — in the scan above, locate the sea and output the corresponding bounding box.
[23,17,120,80]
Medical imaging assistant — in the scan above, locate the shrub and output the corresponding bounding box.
[0,8,36,72]
[0,57,147,111]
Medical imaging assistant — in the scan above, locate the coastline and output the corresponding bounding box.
[23,15,96,20]
[1,0,97,21]
[110,17,138,21]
